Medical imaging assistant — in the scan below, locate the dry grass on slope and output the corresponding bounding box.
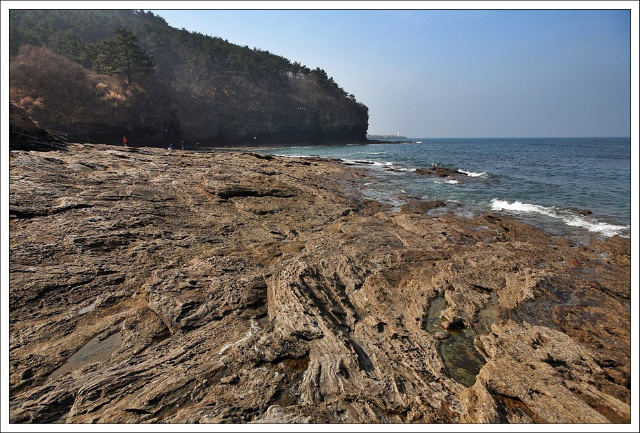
[9,45,141,126]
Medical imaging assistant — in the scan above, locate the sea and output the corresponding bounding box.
[255,137,632,242]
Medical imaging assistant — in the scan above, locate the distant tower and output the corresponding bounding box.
[397,130,400,137]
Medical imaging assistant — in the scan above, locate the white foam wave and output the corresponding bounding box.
[459,169,487,178]
[491,199,555,216]
[490,199,628,237]
[274,153,318,159]
[342,159,401,171]
[434,178,459,185]
[564,217,630,238]
[369,160,394,168]
[342,158,374,165]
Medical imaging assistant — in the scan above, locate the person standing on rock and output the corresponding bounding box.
[122,136,128,147]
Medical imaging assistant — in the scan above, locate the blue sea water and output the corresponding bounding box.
[256,137,631,240]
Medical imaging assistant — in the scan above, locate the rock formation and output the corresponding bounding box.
[9,10,370,147]
[8,103,67,152]
[415,165,466,179]
[8,141,631,424]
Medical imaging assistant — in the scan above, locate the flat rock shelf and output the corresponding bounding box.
[8,143,631,424]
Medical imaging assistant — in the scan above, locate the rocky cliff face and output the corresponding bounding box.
[9,10,370,147]
[8,141,631,424]
[10,45,369,147]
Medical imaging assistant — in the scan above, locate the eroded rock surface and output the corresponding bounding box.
[8,143,631,424]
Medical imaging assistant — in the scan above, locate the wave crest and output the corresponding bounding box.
[459,169,488,178]
[490,199,628,237]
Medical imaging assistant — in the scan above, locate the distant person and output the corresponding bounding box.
[168,143,174,151]
[181,140,185,150]
[122,136,128,147]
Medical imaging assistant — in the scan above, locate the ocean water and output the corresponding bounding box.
[256,137,631,241]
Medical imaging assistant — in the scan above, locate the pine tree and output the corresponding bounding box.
[93,27,154,84]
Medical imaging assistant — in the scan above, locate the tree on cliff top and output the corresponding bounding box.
[9,10,369,144]
[93,28,155,85]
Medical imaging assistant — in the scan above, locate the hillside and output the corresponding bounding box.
[9,9,369,146]
[9,102,67,151]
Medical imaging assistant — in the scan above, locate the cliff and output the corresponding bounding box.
[8,10,369,146]
[8,138,631,424]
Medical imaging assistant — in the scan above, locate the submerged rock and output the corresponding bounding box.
[415,165,465,177]
[400,199,447,214]
[8,143,631,424]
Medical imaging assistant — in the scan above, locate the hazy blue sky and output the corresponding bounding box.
[148,4,634,138]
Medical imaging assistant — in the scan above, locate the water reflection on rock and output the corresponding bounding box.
[439,328,485,387]
[48,333,123,380]
[423,295,492,387]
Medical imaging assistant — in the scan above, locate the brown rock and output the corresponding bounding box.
[400,199,447,214]
[8,143,631,424]
[415,165,465,177]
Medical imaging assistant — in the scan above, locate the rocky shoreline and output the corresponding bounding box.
[8,142,631,424]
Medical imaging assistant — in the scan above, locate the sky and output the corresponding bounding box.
[1,1,636,138]
[125,1,640,139]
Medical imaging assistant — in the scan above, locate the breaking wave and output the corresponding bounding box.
[459,169,488,178]
[490,199,629,237]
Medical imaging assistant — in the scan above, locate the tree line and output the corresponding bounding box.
[9,9,355,97]
[9,9,369,144]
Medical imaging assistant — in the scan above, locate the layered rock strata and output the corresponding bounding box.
[8,143,631,424]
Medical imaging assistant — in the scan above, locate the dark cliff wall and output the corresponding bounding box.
[9,10,369,146]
